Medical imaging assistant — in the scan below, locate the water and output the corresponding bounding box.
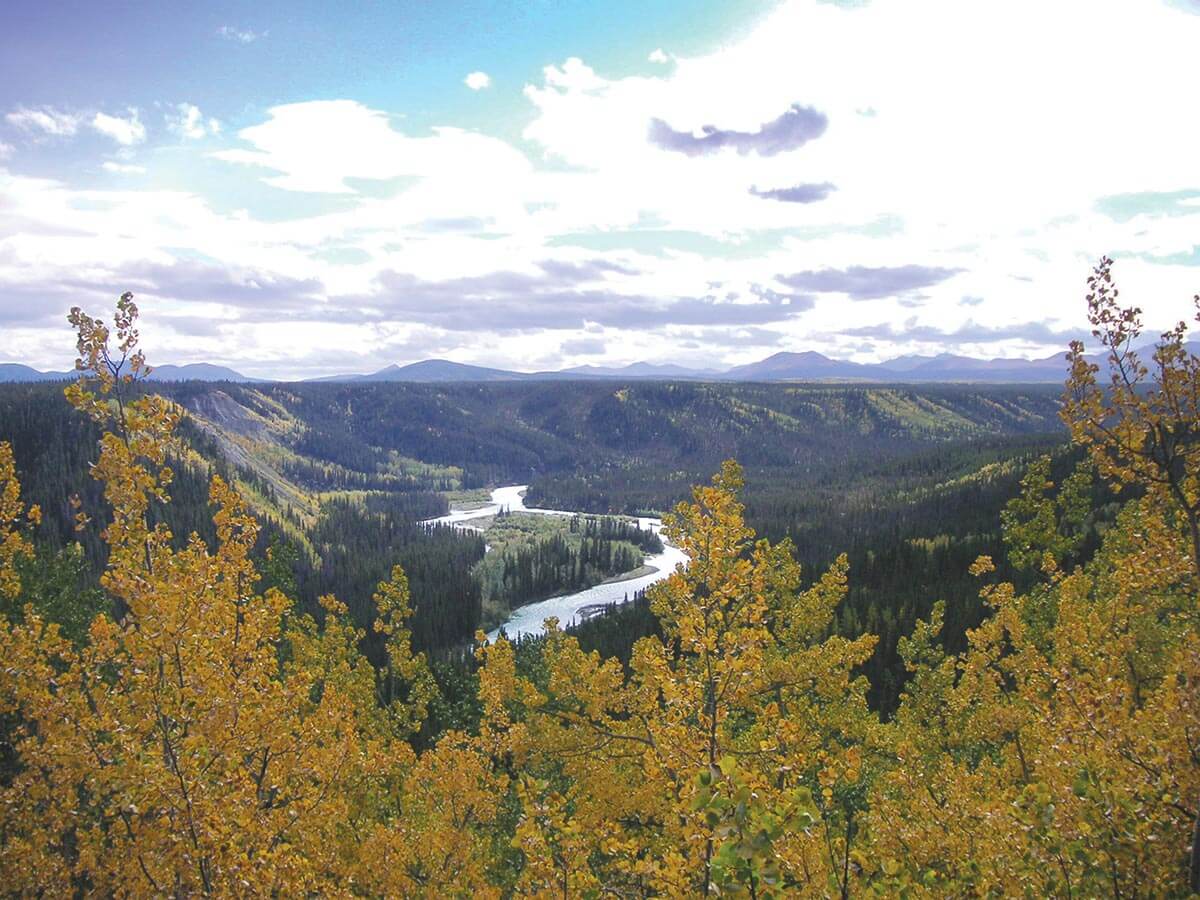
[426,485,687,640]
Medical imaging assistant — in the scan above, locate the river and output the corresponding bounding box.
[426,485,688,641]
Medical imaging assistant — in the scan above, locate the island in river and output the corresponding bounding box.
[427,486,688,641]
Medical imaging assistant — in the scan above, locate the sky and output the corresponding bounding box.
[2,0,1199,379]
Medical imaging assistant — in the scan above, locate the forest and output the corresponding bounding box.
[0,367,1070,710]
[473,511,663,628]
[0,260,1198,894]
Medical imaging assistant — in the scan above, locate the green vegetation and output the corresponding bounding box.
[471,511,663,627]
[442,486,493,509]
[0,376,1069,710]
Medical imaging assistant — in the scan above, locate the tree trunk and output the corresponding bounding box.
[1189,795,1200,894]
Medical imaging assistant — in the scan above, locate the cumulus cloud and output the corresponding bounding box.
[218,25,262,43]
[750,182,836,203]
[464,71,491,90]
[843,318,1089,346]
[116,259,325,310]
[5,0,1200,375]
[5,106,80,137]
[0,141,12,160]
[0,272,90,325]
[213,99,531,193]
[101,161,146,174]
[539,259,638,280]
[561,337,606,355]
[648,103,828,157]
[648,48,670,63]
[360,266,808,332]
[748,284,815,309]
[779,264,962,300]
[673,325,787,348]
[169,103,221,140]
[91,109,145,146]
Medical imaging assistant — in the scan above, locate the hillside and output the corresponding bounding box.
[159,380,1065,497]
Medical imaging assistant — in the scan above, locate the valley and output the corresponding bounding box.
[0,376,1074,711]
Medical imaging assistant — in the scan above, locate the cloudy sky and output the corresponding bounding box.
[2,0,1199,378]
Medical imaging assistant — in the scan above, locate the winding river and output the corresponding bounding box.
[426,486,688,641]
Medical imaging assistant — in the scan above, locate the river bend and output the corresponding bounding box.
[426,486,687,641]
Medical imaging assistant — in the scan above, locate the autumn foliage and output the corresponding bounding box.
[0,263,1198,895]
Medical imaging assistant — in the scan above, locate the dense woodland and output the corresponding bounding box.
[0,376,1080,715]
[1,265,1199,894]
[474,512,663,625]
[0,371,1073,713]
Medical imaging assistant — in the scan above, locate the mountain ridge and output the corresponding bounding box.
[6,340,1194,385]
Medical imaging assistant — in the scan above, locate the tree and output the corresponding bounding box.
[0,440,37,601]
[1063,257,1200,893]
[865,259,1200,895]
[478,460,880,895]
[0,296,421,894]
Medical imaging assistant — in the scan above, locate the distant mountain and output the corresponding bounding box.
[872,340,1200,383]
[317,359,721,383]
[558,361,717,379]
[7,340,1198,386]
[720,348,1075,384]
[882,353,973,373]
[358,359,525,383]
[0,363,74,383]
[0,362,256,383]
[885,352,1067,382]
[722,351,887,382]
[146,363,257,382]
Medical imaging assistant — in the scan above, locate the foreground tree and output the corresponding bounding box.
[866,259,1200,895]
[0,296,433,894]
[1064,258,1200,894]
[479,460,880,895]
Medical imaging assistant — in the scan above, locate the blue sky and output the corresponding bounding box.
[2,0,1199,377]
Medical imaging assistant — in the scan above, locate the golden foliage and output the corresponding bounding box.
[0,441,38,599]
[478,460,881,895]
[866,260,1200,896]
[0,297,506,896]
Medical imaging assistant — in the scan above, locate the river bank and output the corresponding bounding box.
[426,485,687,640]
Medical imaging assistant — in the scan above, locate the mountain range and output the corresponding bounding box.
[4,343,1189,385]
[0,362,254,383]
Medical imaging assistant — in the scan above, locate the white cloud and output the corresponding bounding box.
[101,161,146,174]
[91,109,146,146]
[4,0,1200,376]
[217,25,262,43]
[5,106,80,137]
[464,71,491,90]
[213,99,531,195]
[648,48,670,64]
[169,103,221,140]
[0,141,12,160]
